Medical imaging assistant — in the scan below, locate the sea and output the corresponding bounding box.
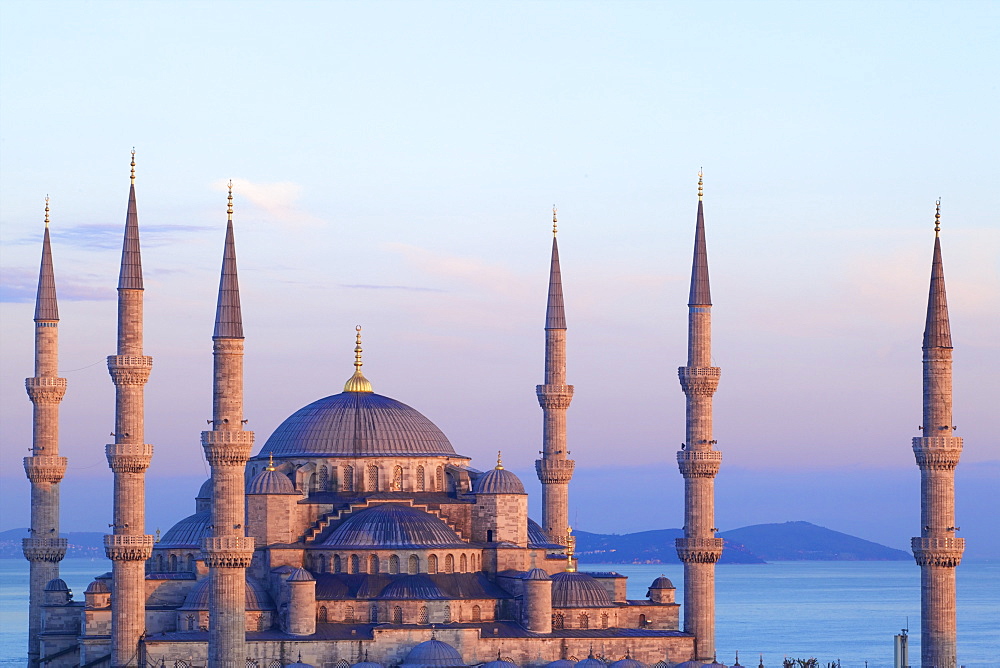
[1,559,996,667]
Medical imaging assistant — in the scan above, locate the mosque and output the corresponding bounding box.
[22,157,963,668]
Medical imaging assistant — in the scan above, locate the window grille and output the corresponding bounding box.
[350,555,360,574]
[416,466,425,491]
[389,555,400,574]
[392,606,403,624]
[343,465,354,492]
[392,465,403,491]
[459,554,467,572]
[369,554,379,574]
[428,555,438,574]
[366,465,379,492]
[471,605,481,622]
[444,554,454,573]
[435,466,444,492]
[408,554,419,575]
[578,613,589,629]
[344,606,354,623]
[418,606,429,624]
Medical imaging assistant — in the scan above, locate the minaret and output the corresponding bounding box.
[535,207,575,544]
[202,182,256,668]
[23,198,68,668]
[675,172,723,660]
[911,200,964,668]
[104,151,155,668]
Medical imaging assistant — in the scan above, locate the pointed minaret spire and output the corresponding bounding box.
[689,170,712,308]
[34,197,59,322]
[545,206,566,329]
[214,181,244,339]
[118,150,142,290]
[912,199,964,668]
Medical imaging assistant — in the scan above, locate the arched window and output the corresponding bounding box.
[369,554,379,574]
[186,615,195,631]
[578,613,589,629]
[389,555,400,574]
[553,613,564,629]
[186,553,195,571]
[408,555,419,575]
[428,554,438,574]
[269,661,282,668]
[370,605,379,623]
[392,465,403,491]
[601,613,609,629]
[418,606,429,624]
[350,554,360,574]
[307,472,317,494]
[334,554,342,573]
[638,613,647,627]
[366,465,379,492]
[319,465,329,491]
[335,661,350,668]
[169,554,177,571]
[317,554,328,573]
[416,466,425,492]
[344,605,354,623]
[459,554,468,572]
[444,605,452,623]
[471,605,481,622]
[343,465,354,492]
[318,606,328,622]
[444,554,454,573]
[435,466,444,492]
[392,606,403,624]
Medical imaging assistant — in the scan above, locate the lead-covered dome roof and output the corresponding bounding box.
[158,511,210,548]
[247,468,298,495]
[179,576,274,611]
[402,639,464,668]
[551,572,614,608]
[322,504,466,548]
[258,392,456,458]
[473,467,525,494]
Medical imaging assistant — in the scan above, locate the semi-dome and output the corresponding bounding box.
[379,574,447,600]
[402,639,465,668]
[179,576,274,611]
[158,511,210,548]
[258,392,457,458]
[247,468,298,495]
[287,568,314,582]
[551,572,613,608]
[473,466,525,495]
[196,478,212,499]
[322,504,466,548]
[522,568,551,581]
[528,519,563,549]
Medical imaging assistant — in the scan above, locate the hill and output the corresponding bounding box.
[576,521,910,564]
[0,528,106,559]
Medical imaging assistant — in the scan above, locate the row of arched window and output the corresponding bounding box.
[316,603,481,624]
[552,612,612,630]
[151,552,196,573]
[251,462,449,495]
[307,551,480,575]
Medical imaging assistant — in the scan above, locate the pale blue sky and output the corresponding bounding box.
[1,1,997,540]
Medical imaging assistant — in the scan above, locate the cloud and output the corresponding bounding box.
[0,268,115,303]
[214,178,325,228]
[340,283,446,293]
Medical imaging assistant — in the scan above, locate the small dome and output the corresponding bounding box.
[703,663,727,668]
[402,639,465,668]
[158,510,210,548]
[379,574,447,600]
[323,504,466,548]
[575,659,605,668]
[352,662,385,668]
[286,663,316,668]
[480,661,516,668]
[551,572,613,608]
[522,568,551,581]
[674,663,707,668]
[609,660,647,668]
[287,568,314,582]
[473,466,525,495]
[196,478,212,499]
[179,576,274,611]
[545,662,576,668]
[247,468,297,495]
[85,580,111,594]
[44,578,69,592]
[649,576,674,589]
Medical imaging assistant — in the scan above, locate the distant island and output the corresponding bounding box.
[1,521,910,563]
[576,521,911,564]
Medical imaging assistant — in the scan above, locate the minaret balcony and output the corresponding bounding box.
[104,534,154,561]
[22,537,67,562]
[202,536,255,568]
[676,450,722,478]
[23,456,67,484]
[536,384,574,410]
[677,367,721,395]
[675,537,724,563]
[535,458,576,484]
[106,355,153,385]
[201,430,254,466]
[24,376,67,403]
[911,536,965,568]
[105,443,154,473]
[912,436,963,470]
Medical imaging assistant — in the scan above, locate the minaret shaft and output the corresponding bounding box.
[911,226,963,668]
[676,192,722,661]
[535,233,574,544]
[203,209,255,668]
[105,179,154,668]
[24,219,68,668]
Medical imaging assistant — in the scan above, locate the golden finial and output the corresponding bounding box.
[44,195,50,227]
[552,205,558,235]
[934,198,941,237]
[130,148,136,184]
[698,168,704,202]
[496,451,504,470]
[227,180,234,222]
[267,453,276,471]
[344,325,373,392]
[565,526,577,572]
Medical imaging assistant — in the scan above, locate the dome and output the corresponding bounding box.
[353,662,385,668]
[379,574,447,600]
[322,504,466,548]
[674,663,706,668]
[44,578,69,592]
[85,580,111,594]
[158,510,210,548]
[545,662,577,668]
[649,576,675,589]
[287,568,314,582]
[480,661,516,668]
[522,568,551,581]
[247,468,298,495]
[258,392,456,458]
[473,467,525,495]
[196,478,212,499]
[609,660,647,668]
[551,572,613,608]
[179,576,274,611]
[402,639,465,668]
[575,659,605,668]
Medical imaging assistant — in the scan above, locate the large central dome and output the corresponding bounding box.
[259,391,457,458]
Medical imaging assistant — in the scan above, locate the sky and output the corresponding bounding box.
[1,1,998,555]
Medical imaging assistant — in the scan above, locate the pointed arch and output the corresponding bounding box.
[169,554,177,571]
[334,554,342,573]
[459,554,467,572]
[416,465,425,492]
